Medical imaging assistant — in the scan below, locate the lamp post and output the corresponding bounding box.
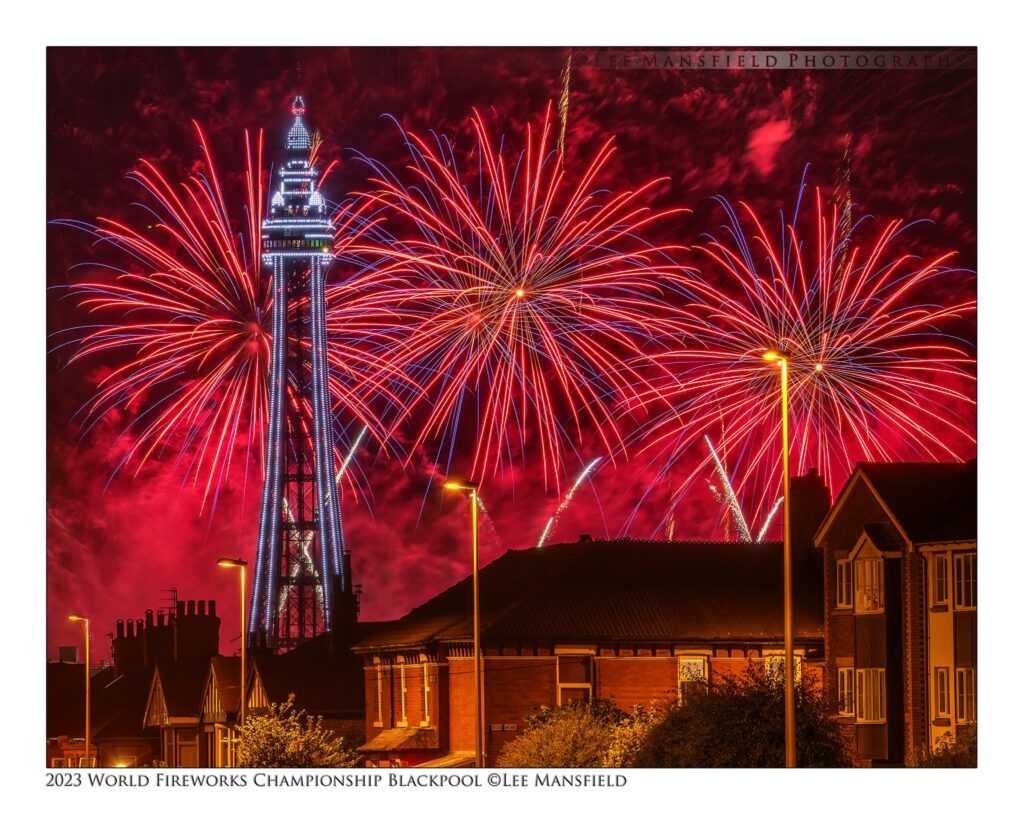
[217,557,248,749]
[762,350,796,768]
[444,478,484,768]
[68,615,90,768]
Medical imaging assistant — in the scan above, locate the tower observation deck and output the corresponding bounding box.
[249,97,353,650]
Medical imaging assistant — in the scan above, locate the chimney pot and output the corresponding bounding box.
[187,600,195,616]
[197,600,206,615]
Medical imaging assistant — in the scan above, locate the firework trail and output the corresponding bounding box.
[754,497,784,542]
[53,125,401,513]
[623,175,976,528]
[558,50,572,165]
[704,435,751,542]
[536,457,602,547]
[342,104,690,491]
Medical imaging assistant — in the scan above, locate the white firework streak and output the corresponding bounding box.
[277,427,368,615]
[755,497,785,543]
[474,494,502,546]
[536,457,602,548]
[704,435,752,543]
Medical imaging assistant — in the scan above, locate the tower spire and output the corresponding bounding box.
[249,98,350,651]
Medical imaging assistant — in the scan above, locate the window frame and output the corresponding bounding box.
[955,667,976,723]
[372,657,384,728]
[764,651,803,685]
[836,559,853,609]
[934,666,951,719]
[954,553,977,610]
[396,656,408,728]
[419,654,431,727]
[837,667,855,717]
[676,655,709,705]
[854,558,885,614]
[555,649,595,706]
[933,554,949,606]
[855,668,887,723]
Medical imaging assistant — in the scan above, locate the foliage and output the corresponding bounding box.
[632,665,850,768]
[908,725,977,768]
[237,695,358,768]
[497,700,665,768]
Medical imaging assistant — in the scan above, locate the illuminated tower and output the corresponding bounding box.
[249,97,352,650]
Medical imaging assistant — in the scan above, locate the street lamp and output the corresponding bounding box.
[444,478,484,768]
[763,350,796,768]
[217,557,248,747]
[67,614,90,768]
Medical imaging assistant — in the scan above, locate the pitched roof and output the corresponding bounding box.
[94,664,158,740]
[251,635,364,717]
[46,662,116,738]
[208,656,241,714]
[355,538,823,650]
[857,460,977,544]
[152,658,209,718]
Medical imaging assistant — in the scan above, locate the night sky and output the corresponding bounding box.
[46,47,976,661]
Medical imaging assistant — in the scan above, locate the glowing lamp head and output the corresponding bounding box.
[68,614,88,623]
[762,350,782,362]
[444,478,479,493]
[217,557,247,569]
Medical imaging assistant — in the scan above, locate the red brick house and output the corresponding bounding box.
[353,529,827,768]
[198,656,240,768]
[815,460,976,766]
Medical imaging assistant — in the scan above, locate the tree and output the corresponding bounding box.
[497,700,665,768]
[237,695,358,768]
[633,664,850,768]
[908,725,976,768]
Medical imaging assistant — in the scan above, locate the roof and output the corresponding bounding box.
[151,658,209,719]
[355,538,823,651]
[94,665,158,740]
[358,727,440,753]
[208,656,241,714]
[251,635,364,717]
[857,460,977,544]
[47,662,116,738]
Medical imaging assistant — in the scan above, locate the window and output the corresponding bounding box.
[934,667,950,719]
[956,668,976,723]
[396,658,408,727]
[50,758,65,768]
[836,560,853,608]
[854,559,884,613]
[765,652,803,685]
[837,668,855,716]
[954,553,977,609]
[372,658,383,728]
[855,668,886,723]
[556,654,593,705]
[420,655,431,726]
[933,555,949,605]
[677,656,708,704]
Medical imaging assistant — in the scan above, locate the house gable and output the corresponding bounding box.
[815,470,908,553]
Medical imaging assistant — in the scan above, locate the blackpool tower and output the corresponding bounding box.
[249,97,353,650]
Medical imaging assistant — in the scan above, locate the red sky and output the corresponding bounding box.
[46,47,976,662]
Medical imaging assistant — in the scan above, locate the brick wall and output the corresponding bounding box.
[598,657,676,711]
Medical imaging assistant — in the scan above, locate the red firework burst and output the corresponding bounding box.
[336,104,691,490]
[625,185,976,530]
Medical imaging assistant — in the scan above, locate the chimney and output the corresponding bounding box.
[790,468,831,552]
[208,600,216,618]
[157,611,166,627]
[116,620,125,639]
[578,534,593,545]
[186,600,195,616]
[145,610,154,629]
[197,600,206,615]
[177,600,185,618]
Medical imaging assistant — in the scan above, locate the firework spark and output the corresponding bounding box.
[342,104,689,490]
[624,178,976,529]
[536,457,602,547]
[54,125,398,513]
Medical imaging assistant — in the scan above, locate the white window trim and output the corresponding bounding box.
[955,667,977,723]
[372,658,383,728]
[953,553,977,610]
[764,650,804,684]
[854,558,885,614]
[855,668,887,723]
[933,554,949,605]
[836,559,853,608]
[556,651,594,705]
[934,667,951,719]
[419,654,431,727]
[396,657,408,728]
[837,667,855,717]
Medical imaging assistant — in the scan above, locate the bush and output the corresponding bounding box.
[497,700,665,768]
[633,664,850,768]
[237,694,357,768]
[908,725,976,768]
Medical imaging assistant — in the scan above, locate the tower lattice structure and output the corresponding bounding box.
[249,97,352,650]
